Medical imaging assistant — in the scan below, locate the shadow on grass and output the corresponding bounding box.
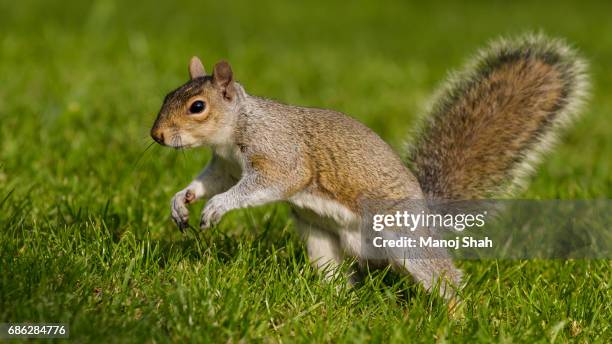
[148,206,305,268]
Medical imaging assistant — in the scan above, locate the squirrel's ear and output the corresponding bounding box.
[189,56,206,80]
[212,60,234,100]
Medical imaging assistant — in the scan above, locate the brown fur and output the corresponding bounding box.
[406,34,588,200]
[232,98,422,210]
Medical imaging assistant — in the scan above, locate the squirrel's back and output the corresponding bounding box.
[237,96,422,206]
[406,34,589,200]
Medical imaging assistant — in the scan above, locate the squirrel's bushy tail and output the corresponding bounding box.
[406,34,589,200]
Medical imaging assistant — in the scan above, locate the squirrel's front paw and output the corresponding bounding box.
[200,196,228,230]
[171,189,196,230]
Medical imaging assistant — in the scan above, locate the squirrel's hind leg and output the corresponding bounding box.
[391,256,463,300]
[293,217,348,282]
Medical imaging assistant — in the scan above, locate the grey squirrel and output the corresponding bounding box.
[150,34,588,299]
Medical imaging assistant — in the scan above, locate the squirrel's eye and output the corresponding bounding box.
[189,100,206,114]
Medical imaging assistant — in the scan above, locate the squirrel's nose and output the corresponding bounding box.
[151,128,165,145]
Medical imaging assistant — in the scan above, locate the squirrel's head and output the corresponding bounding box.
[150,57,241,148]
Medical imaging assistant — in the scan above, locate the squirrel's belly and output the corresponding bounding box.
[288,191,359,228]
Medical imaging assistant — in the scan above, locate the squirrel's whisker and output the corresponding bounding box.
[130,141,157,174]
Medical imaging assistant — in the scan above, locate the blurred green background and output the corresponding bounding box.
[0,0,610,342]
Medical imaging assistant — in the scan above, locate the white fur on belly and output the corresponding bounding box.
[289,192,358,227]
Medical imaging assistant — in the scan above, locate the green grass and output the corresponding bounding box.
[1,0,611,342]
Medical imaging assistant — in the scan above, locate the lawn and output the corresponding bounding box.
[0,0,610,342]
